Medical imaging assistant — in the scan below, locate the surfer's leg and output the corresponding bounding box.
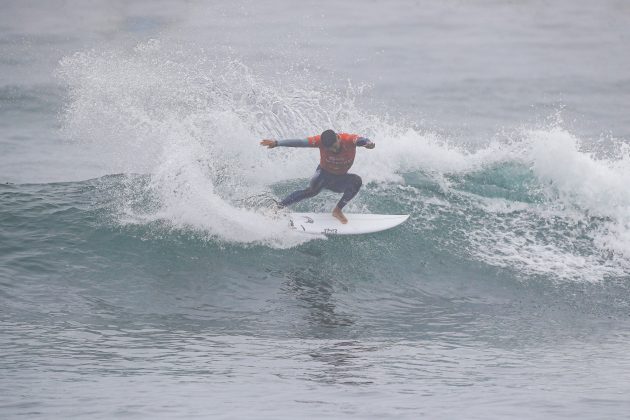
[324,173,361,224]
[279,168,326,207]
[329,173,362,209]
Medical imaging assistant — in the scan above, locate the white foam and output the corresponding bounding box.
[525,127,630,257]
[453,126,630,281]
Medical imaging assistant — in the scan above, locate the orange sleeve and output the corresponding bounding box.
[307,135,321,146]
[338,133,359,143]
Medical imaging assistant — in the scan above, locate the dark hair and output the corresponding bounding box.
[321,129,337,147]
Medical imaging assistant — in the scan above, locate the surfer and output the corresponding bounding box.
[260,129,375,224]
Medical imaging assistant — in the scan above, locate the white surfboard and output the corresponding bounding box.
[289,212,409,235]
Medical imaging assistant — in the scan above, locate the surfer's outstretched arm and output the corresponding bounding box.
[260,138,312,148]
[355,137,375,149]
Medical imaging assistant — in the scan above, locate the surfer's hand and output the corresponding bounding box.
[260,139,278,148]
[365,142,375,149]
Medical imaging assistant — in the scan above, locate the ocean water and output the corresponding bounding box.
[2,0,630,418]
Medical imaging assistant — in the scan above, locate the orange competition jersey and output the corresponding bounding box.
[307,133,359,175]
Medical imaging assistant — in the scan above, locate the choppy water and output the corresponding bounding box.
[2,1,630,418]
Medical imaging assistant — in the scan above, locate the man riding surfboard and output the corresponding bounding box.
[260,129,375,224]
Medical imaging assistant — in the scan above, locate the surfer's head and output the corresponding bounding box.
[321,129,338,149]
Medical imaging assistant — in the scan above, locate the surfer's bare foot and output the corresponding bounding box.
[332,206,348,224]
